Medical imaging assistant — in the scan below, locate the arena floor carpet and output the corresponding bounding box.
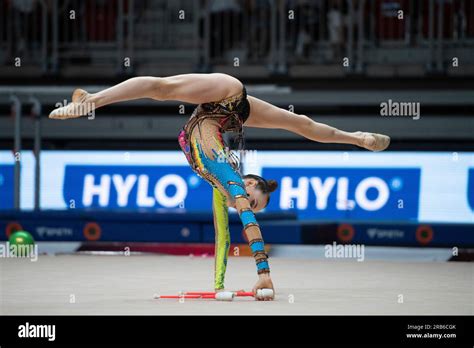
[1,255,472,315]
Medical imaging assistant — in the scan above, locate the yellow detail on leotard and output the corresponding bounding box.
[191,141,204,171]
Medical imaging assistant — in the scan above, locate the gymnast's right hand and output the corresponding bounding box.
[252,273,275,301]
[49,89,93,120]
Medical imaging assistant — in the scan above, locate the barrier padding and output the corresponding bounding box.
[0,210,298,243]
[1,210,472,246]
[301,221,474,247]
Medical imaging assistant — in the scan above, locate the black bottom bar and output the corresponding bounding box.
[0,315,472,346]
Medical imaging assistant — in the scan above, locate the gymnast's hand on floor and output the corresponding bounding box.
[252,273,274,301]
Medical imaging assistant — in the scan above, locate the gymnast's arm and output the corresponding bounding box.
[232,193,274,298]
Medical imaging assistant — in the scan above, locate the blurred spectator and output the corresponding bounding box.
[327,0,344,61]
[246,0,270,60]
[293,0,319,59]
[86,0,117,41]
[210,0,242,59]
[7,0,37,58]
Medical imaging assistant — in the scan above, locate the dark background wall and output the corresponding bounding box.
[1,0,473,151]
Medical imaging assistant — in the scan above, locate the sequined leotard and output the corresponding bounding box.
[178,86,270,289]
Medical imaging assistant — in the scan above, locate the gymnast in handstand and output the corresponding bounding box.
[49,73,390,300]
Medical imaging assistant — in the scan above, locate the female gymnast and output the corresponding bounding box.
[49,73,390,300]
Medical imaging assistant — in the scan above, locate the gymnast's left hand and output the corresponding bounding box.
[252,273,275,301]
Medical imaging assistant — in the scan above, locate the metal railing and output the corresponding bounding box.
[358,0,474,71]
[132,0,201,68]
[0,0,473,76]
[51,0,133,73]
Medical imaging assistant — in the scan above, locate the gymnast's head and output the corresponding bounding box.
[242,174,278,213]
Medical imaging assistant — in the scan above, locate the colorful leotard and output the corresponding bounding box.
[178,86,270,289]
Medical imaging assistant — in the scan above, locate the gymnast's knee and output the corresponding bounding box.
[150,77,174,101]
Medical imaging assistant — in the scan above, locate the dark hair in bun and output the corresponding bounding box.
[243,174,279,207]
[265,179,278,193]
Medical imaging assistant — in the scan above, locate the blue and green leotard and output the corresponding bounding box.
[178,87,270,289]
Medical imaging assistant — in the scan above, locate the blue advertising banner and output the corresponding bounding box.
[0,165,14,209]
[262,167,420,221]
[0,150,473,224]
[468,169,474,213]
[63,165,213,210]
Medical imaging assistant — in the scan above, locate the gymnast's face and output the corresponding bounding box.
[243,177,269,213]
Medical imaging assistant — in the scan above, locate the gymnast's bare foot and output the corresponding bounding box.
[49,88,94,119]
[357,131,391,152]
